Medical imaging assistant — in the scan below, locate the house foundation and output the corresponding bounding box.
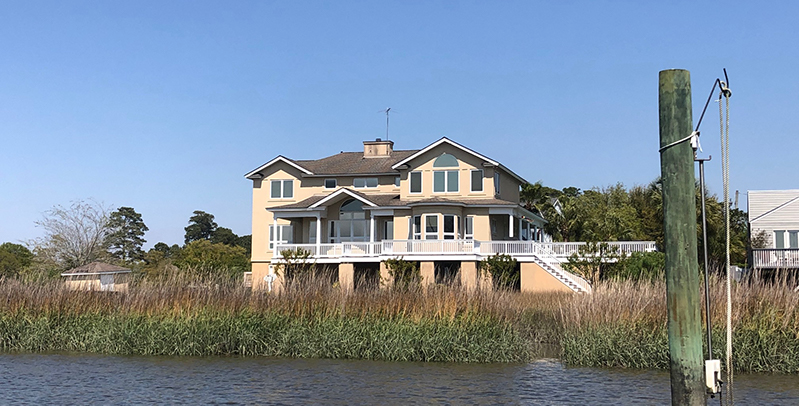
[520,262,572,293]
[338,263,354,291]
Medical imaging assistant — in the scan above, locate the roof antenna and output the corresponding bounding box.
[378,108,393,141]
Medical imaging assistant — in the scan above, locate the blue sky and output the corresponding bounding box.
[1,1,796,247]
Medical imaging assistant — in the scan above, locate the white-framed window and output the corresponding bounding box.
[471,170,483,192]
[270,179,294,199]
[494,172,501,196]
[394,176,401,187]
[324,179,337,189]
[774,230,799,249]
[425,215,438,240]
[309,220,317,244]
[329,199,369,242]
[443,215,457,240]
[433,153,458,168]
[411,216,422,240]
[490,218,498,239]
[269,224,293,250]
[433,170,458,193]
[353,178,378,188]
[384,220,394,240]
[410,172,422,194]
[464,216,474,240]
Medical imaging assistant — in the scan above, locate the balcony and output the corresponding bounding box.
[273,240,657,263]
[752,249,799,269]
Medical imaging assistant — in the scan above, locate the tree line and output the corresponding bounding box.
[0,200,251,280]
[1,178,756,283]
[520,179,751,282]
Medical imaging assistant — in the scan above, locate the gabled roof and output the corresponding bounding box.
[750,194,799,223]
[61,261,131,276]
[390,137,528,184]
[245,156,313,179]
[245,150,420,180]
[309,188,379,208]
[295,150,418,176]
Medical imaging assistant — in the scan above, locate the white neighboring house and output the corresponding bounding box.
[748,190,799,269]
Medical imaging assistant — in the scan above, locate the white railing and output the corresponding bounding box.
[752,249,799,269]
[274,242,382,258]
[275,240,656,263]
[527,243,593,294]
[538,241,658,260]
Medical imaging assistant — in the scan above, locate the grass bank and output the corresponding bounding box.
[0,278,527,363]
[555,276,799,374]
[1,275,798,372]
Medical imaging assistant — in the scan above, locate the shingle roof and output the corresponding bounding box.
[61,262,131,275]
[272,191,401,210]
[271,191,519,210]
[292,150,419,175]
[403,197,519,206]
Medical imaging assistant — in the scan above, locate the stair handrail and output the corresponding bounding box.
[531,242,593,293]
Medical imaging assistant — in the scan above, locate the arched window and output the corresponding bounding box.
[330,199,369,242]
[433,153,458,168]
[433,154,459,193]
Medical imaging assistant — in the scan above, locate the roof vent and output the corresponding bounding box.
[363,139,394,158]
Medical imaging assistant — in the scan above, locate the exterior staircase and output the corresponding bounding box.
[530,245,593,294]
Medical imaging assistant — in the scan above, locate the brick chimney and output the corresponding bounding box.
[363,138,394,158]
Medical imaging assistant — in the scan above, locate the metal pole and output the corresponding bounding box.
[698,157,713,360]
[659,69,705,405]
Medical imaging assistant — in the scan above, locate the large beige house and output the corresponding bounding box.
[246,137,596,293]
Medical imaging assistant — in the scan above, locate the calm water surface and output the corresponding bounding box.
[1,353,798,405]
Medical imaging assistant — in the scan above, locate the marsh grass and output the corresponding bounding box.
[0,274,528,362]
[557,274,799,373]
[1,272,798,371]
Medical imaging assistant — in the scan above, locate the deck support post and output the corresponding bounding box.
[659,69,705,405]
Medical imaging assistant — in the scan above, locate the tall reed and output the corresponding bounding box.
[2,272,798,372]
[0,275,528,363]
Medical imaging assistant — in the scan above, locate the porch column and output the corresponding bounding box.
[509,214,514,238]
[272,217,278,250]
[518,217,523,240]
[370,213,375,243]
[315,212,321,254]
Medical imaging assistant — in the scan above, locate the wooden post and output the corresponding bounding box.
[659,69,705,405]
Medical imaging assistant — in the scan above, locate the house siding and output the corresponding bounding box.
[748,190,799,248]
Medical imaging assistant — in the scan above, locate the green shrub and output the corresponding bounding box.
[479,254,519,290]
[383,258,420,289]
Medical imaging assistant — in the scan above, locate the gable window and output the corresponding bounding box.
[410,172,422,194]
[425,215,438,240]
[464,216,474,240]
[330,199,369,243]
[494,172,501,196]
[471,170,483,192]
[353,178,378,188]
[271,180,294,199]
[324,179,337,189]
[433,153,458,168]
[434,170,458,193]
[269,224,293,250]
[443,215,457,240]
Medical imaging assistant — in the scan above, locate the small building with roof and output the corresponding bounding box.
[60,261,132,292]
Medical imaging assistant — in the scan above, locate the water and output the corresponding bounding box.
[1,353,798,405]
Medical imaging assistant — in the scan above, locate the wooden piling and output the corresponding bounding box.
[658,69,705,405]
